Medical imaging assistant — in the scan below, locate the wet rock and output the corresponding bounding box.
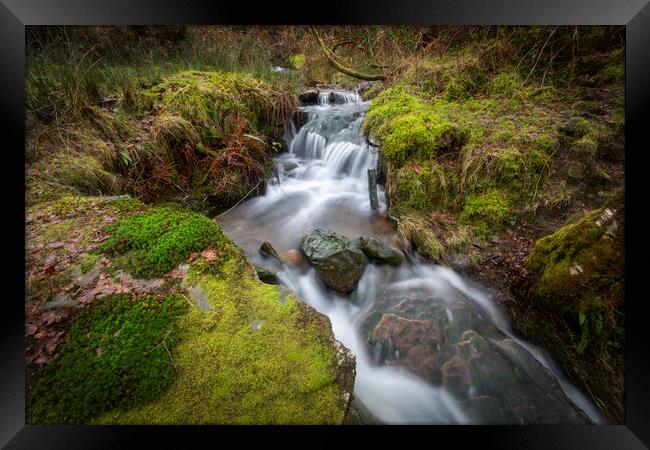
[255,266,279,285]
[446,254,471,272]
[259,241,280,260]
[369,313,444,380]
[282,161,299,172]
[291,110,311,129]
[299,89,319,104]
[300,229,367,293]
[357,237,404,266]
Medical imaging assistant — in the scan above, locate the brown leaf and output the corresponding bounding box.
[169,268,185,279]
[34,356,48,365]
[46,339,60,354]
[46,242,65,249]
[201,249,217,261]
[26,324,38,337]
[34,331,48,340]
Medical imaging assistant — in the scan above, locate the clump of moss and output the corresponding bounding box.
[459,189,512,237]
[289,53,305,70]
[526,206,623,315]
[97,251,353,424]
[145,70,296,142]
[363,86,467,164]
[98,207,228,278]
[27,293,188,424]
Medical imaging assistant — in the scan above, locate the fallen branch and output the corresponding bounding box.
[310,26,386,81]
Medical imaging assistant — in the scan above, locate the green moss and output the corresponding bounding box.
[97,252,349,424]
[526,206,623,315]
[98,207,228,278]
[27,293,188,424]
[363,86,467,165]
[289,54,305,70]
[145,70,296,143]
[459,189,512,237]
[526,199,624,356]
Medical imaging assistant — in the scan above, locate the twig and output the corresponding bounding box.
[521,26,559,88]
[163,341,179,375]
[215,180,261,218]
[150,329,172,353]
[181,293,195,308]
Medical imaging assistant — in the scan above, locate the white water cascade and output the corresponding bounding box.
[216,90,605,425]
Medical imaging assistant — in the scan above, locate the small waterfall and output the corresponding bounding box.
[216,89,604,425]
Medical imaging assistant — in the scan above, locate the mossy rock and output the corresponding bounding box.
[526,204,623,317]
[362,86,468,165]
[98,206,230,279]
[97,251,356,424]
[27,293,188,424]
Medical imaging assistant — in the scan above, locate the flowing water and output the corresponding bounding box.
[216,90,606,425]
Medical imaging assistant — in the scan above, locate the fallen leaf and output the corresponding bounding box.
[201,249,217,261]
[169,268,185,279]
[46,339,60,354]
[26,324,38,337]
[34,356,48,365]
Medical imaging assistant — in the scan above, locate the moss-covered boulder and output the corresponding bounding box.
[97,250,356,424]
[526,205,623,315]
[525,196,624,353]
[301,229,367,293]
[26,195,356,425]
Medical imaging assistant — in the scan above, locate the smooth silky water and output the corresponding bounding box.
[216,90,605,425]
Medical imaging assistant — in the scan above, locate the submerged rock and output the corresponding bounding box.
[300,229,367,293]
[259,241,280,261]
[357,236,404,266]
[278,248,306,268]
[281,161,299,172]
[255,266,279,285]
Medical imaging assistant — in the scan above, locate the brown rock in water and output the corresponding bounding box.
[369,313,444,381]
[278,249,306,268]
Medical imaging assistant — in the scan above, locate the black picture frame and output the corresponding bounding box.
[2,1,649,448]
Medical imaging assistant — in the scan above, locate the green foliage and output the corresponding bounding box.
[27,293,188,424]
[97,252,350,424]
[459,189,512,237]
[145,71,296,140]
[290,53,306,70]
[99,207,228,278]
